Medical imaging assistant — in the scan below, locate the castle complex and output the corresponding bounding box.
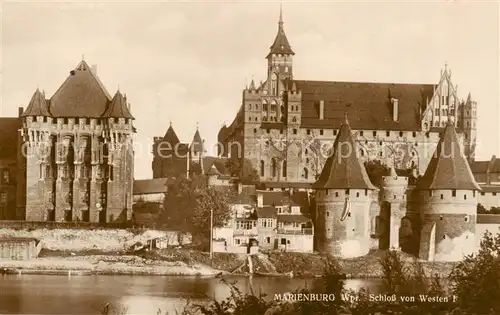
[218,10,478,186]
[14,60,135,223]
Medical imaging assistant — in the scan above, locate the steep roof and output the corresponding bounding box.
[0,118,20,160]
[290,80,435,131]
[267,8,294,58]
[22,89,50,117]
[313,115,377,190]
[202,156,230,177]
[49,60,112,118]
[102,91,134,119]
[257,206,277,219]
[133,178,168,195]
[162,124,180,145]
[417,121,480,191]
[190,129,204,154]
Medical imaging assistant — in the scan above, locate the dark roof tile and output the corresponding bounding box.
[133,178,168,194]
[267,15,294,58]
[276,214,311,223]
[291,80,435,131]
[22,89,51,117]
[313,116,377,190]
[162,125,180,144]
[417,122,480,191]
[102,91,134,119]
[257,206,277,218]
[49,60,112,118]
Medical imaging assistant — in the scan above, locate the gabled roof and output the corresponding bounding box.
[102,91,134,119]
[49,60,112,118]
[231,186,256,204]
[162,124,180,145]
[0,118,20,160]
[190,129,204,153]
[260,190,309,208]
[417,121,480,191]
[267,8,294,58]
[133,178,168,194]
[313,115,376,190]
[203,156,230,176]
[290,80,435,131]
[257,206,277,219]
[22,89,50,117]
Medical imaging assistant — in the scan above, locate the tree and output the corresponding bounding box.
[225,158,260,183]
[132,200,162,228]
[449,230,500,314]
[364,160,389,188]
[477,203,487,214]
[160,174,235,248]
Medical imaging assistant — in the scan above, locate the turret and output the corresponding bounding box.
[417,120,480,262]
[313,114,377,258]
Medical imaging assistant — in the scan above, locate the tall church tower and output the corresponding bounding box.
[18,60,135,223]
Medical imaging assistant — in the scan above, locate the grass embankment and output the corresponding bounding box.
[267,250,457,278]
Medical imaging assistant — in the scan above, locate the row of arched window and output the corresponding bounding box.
[259,159,309,179]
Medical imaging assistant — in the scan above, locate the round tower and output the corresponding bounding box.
[313,114,377,258]
[380,166,409,250]
[417,121,480,262]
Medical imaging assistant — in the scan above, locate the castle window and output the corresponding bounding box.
[333,130,337,136]
[320,130,324,135]
[263,104,268,111]
[464,216,468,222]
[443,235,446,239]
[473,191,476,197]
[373,131,377,137]
[63,118,68,124]
[305,149,308,155]
[452,190,456,197]
[282,162,287,177]
[481,192,485,196]
[293,129,297,134]
[440,194,443,200]
[271,158,277,177]
[429,191,432,197]
[386,131,390,137]
[307,129,311,135]
[412,132,416,137]
[267,129,270,134]
[260,160,265,177]
[356,192,360,198]
[365,189,368,196]
[440,215,443,220]
[394,195,396,199]
[360,149,364,157]
[280,116,285,122]
[2,170,10,184]
[302,168,308,179]
[326,212,329,217]
[253,129,257,134]
[379,141,383,146]
[39,165,43,179]
[360,131,364,137]
[306,158,309,163]
[493,192,497,196]
[345,189,349,195]
[464,194,467,200]
[379,152,383,157]
[399,131,403,137]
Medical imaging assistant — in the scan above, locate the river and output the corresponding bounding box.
[0,275,385,314]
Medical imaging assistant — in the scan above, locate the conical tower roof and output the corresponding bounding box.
[313,115,376,190]
[162,124,180,145]
[102,90,134,119]
[190,129,204,154]
[267,6,294,58]
[22,88,51,117]
[417,121,480,191]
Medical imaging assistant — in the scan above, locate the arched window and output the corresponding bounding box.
[271,158,277,177]
[303,168,309,179]
[282,161,287,177]
[260,160,265,177]
[292,117,297,122]
[271,73,277,95]
[280,105,284,113]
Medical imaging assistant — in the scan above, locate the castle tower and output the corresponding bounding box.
[460,93,478,162]
[380,164,409,251]
[417,120,480,262]
[188,127,205,177]
[313,114,377,258]
[19,60,135,223]
[152,123,188,179]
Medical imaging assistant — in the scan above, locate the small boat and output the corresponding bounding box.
[253,271,294,277]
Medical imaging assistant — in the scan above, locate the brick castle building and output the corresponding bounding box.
[10,59,135,223]
[217,10,478,186]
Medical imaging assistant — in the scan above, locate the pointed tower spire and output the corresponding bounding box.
[249,79,256,90]
[267,4,294,58]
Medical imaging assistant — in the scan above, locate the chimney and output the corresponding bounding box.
[91,65,97,76]
[257,192,263,207]
[391,98,399,121]
[319,100,324,120]
[18,107,24,117]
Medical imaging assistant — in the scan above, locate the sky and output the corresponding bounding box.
[1,0,499,179]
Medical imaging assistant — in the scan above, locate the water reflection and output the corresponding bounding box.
[0,275,385,314]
